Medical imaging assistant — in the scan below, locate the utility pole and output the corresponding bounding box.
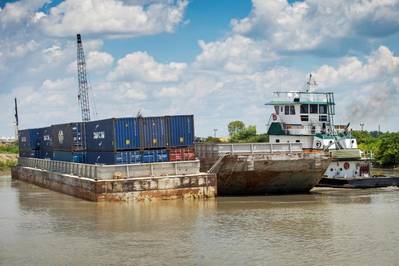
[76,34,91,122]
[14,97,19,141]
[213,128,218,138]
[360,122,364,131]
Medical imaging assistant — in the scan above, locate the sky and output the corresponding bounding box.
[1,0,399,137]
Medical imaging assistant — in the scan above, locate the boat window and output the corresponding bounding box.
[276,139,280,143]
[281,106,283,113]
[290,106,295,115]
[300,115,309,121]
[300,104,309,114]
[319,104,327,114]
[310,104,318,114]
[285,106,290,115]
[319,115,328,122]
[296,140,300,143]
[274,106,279,114]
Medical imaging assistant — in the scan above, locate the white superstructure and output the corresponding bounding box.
[265,80,371,179]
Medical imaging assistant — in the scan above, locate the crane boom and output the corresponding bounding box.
[76,34,91,122]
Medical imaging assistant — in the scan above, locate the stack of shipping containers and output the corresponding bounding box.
[51,122,86,163]
[18,128,40,158]
[85,117,143,164]
[37,127,53,159]
[18,114,195,165]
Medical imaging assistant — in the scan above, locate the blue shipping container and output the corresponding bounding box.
[139,116,167,149]
[86,118,140,151]
[19,150,39,158]
[18,128,40,151]
[53,151,86,163]
[51,122,86,151]
[141,149,169,163]
[166,115,194,147]
[37,150,53,160]
[87,151,142,165]
[37,127,52,151]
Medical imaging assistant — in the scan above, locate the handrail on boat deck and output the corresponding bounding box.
[17,157,200,180]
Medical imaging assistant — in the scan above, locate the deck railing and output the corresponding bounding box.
[18,157,200,180]
[195,142,303,158]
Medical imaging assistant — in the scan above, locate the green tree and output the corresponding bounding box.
[228,125,268,143]
[373,133,399,166]
[228,120,245,136]
[204,136,222,143]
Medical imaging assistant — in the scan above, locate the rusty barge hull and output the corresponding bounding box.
[201,155,330,195]
[196,143,331,196]
[11,158,216,202]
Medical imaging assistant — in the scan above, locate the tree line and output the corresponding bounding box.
[352,131,399,167]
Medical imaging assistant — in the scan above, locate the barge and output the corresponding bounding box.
[12,158,216,201]
[196,143,331,195]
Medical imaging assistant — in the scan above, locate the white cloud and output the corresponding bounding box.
[312,46,399,130]
[195,35,276,73]
[108,51,187,82]
[232,0,399,52]
[37,0,187,38]
[0,0,48,26]
[314,46,399,87]
[86,51,114,72]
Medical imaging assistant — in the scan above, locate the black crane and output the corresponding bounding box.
[76,34,91,122]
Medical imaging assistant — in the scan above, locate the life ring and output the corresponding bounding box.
[343,162,350,170]
[315,141,322,148]
[272,114,277,121]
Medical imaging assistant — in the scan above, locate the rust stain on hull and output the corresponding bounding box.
[201,154,331,195]
[11,166,217,202]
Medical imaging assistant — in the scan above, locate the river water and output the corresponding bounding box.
[1,176,399,266]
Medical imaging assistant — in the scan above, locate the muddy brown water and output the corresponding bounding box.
[1,175,399,266]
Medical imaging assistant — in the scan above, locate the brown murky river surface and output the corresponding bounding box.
[1,175,399,266]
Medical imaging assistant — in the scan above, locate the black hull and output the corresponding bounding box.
[317,177,399,189]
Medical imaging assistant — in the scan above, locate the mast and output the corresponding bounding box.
[76,34,91,122]
[14,97,19,140]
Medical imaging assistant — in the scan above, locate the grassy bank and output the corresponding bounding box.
[0,144,18,175]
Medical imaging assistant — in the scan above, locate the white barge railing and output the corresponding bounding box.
[195,143,303,157]
[18,157,200,180]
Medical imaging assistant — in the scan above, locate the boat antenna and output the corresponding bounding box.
[305,73,317,92]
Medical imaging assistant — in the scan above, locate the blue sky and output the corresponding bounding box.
[1,0,399,137]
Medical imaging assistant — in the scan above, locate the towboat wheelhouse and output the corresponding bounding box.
[265,83,371,179]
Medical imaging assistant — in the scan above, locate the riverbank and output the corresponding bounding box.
[0,153,17,176]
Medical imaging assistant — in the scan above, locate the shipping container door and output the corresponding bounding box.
[140,117,167,149]
[115,118,140,150]
[169,115,194,147]
[86,119,115,151]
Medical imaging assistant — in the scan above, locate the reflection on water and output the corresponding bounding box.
[1,176,399,265]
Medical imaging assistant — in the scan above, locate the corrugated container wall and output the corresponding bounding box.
[168,147,196,161]
[37,127,52,152]
[139,116,167,149]
[85,118,140,151]
[51,122,86,151]
[166,115,194,147]
[19,150,39,158]
[141,149,169,163]
[53,151,86,163]
[18,129,40,151]
[86,151,142,165]
[38,150,53,160]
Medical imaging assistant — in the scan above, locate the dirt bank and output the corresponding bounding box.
[0,153,18,176]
